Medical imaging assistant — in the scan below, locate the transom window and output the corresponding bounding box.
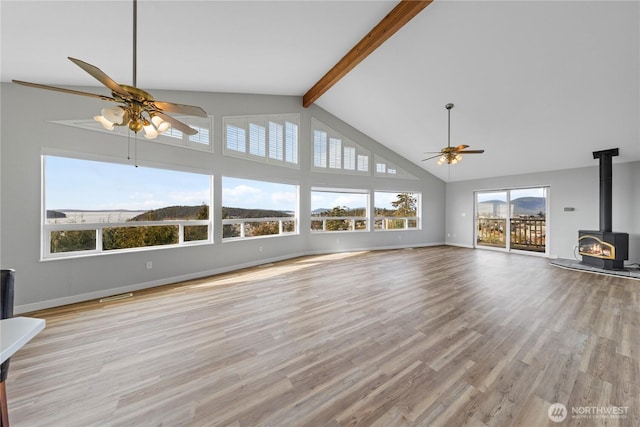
[224,114,299,167]
[51,116,213,152]
[374,155,417,179]
[312,118,370,174]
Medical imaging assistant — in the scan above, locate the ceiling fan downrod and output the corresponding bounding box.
[132,0,137,88]
[446,103,453,149]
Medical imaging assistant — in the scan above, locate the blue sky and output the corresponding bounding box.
[222,177,295,211]
[46,156,211,211]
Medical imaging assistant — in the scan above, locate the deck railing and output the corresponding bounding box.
[477,217,546,252]
[310,216,368,232]
[222,217,296,239]
[510,217,546,252]
[373,217,419,230]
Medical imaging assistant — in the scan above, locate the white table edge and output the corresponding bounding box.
[0,317,46,364]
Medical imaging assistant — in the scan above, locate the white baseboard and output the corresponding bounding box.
[445,242,474,249]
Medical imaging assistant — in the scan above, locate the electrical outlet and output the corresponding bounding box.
[146,261,152,270]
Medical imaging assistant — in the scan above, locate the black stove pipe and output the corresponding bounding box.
[592,148,618,232]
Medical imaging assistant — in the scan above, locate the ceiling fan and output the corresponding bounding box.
[422,103,485,165]
[11,0,206,139]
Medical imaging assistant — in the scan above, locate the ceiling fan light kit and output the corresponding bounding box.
[437,152,462,165]
[92,94,171,139]
[423,103,485,165]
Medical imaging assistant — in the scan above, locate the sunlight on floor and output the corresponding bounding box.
[188,251,370,289]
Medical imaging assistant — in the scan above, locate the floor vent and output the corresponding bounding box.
[99,293,133,303]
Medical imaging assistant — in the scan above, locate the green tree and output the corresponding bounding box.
[251,221,279,236]
[103,225,178,250]
[184,225,209,242]
[196,204,209,220]
[326,206,350,231]
[185,204,210,241]
[50,230,96,253]
[391,193,417,217]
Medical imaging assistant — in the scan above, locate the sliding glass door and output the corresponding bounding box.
[475,187,548,254]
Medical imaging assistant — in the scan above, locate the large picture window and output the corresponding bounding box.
[310,189,368,232]
[223,114,299,167]
[222,177,297,240]
[43,155,212,259]
[374,191,421,230]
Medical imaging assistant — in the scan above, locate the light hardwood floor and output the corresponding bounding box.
[6,246,640,426]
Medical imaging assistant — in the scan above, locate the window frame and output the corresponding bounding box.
[221,176,299,241]
[373,191,422,231]
[311,118,370,175]
[41,154,214,260]
[310,187,370,233]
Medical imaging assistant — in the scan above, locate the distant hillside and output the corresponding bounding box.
[223,207,293,219]
[130,205,292,221]
[512,197,545,216]
[130,205,208,221]
[478,197,545,217]
[46,210,67,219]
[312,208,330,215]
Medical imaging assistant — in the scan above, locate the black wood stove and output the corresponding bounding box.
[578,148,629,270]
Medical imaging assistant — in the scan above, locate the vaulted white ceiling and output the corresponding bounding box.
[2,0,638,182]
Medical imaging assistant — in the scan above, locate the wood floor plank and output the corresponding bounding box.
[4,246,639,426]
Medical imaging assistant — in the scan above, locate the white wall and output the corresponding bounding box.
[445,161,640,261]
[0,83,446,312]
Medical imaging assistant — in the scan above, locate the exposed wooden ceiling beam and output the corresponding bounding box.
[302,0,433,108]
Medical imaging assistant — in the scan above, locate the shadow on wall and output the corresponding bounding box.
[629,234,640,265]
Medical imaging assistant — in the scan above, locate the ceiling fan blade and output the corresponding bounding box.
[68,57,130,96]
[458,150,485,154]
[422,154,442,161]
[12,80,118,102]
[454,144,469,151]
[150,101,207,118]
[154,112,198,135]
